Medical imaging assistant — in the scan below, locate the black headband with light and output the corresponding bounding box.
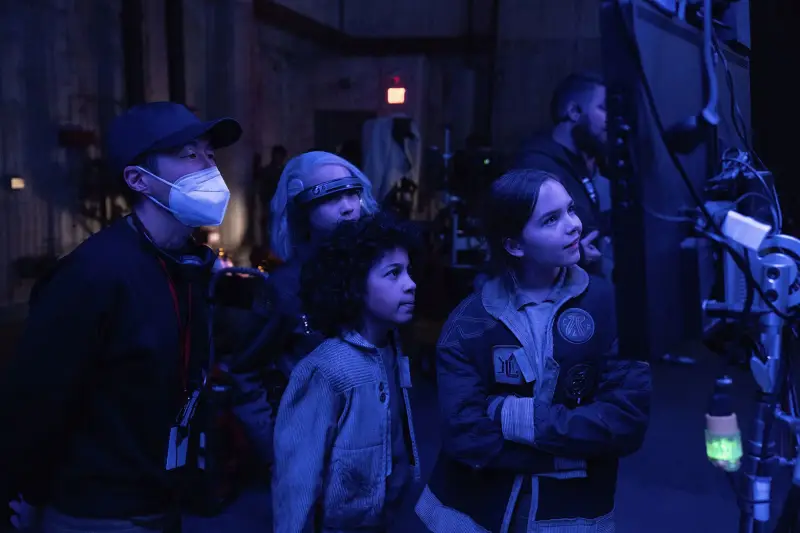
[293,176,363,206]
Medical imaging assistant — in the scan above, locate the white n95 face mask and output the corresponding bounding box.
[137,166,231,227]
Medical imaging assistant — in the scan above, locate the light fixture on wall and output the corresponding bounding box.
[387,75,406,105]
[6,175,25,191]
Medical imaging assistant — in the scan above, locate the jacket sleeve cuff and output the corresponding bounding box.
[554,457,587,471]
[500,396,535,445]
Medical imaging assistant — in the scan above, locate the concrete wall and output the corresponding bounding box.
[0,0,126,312]
[272,0,472,37]
[492,0,603,154]
[343,0,470,37]
[0,0,604,311]
[274,0,344,29]
[310,55,429,130]
[0,0,473,311]
[0,0,324,310]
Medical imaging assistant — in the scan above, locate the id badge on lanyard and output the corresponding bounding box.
[157,259,197,471]
[581,176,598,206]
[166,389,200,470]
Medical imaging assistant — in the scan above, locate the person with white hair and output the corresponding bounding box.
[227,151,380,460]
[270,150,380,263]
[267,151,380,371]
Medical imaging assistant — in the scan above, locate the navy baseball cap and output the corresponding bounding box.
[105,101,242,173]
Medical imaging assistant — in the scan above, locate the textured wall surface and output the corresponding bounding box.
[492,0,603,154]
[0,0,455,310]
[0,0,126,312]
[0,0,608,311]
[274,0,343,29]
[343,0,469,37]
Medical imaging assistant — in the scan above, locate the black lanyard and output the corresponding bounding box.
[158,258,193,393]
[130,214,195,392]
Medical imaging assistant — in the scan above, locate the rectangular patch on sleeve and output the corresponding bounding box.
[492,345,535,385]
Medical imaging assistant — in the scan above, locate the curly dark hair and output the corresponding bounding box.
[300,212,421,338]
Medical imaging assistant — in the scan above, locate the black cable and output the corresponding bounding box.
[701,0,719,126]
[713,37,750,153]
[721,156,782,231]
[609,5,797,524]
[611,1,796,322]
[775,330,800,533]
[713,34,784,236]
[712,34,772,176]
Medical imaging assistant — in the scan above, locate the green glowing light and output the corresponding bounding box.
[706,430,742,472]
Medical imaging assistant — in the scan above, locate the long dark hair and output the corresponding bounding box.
[483,169,562,273]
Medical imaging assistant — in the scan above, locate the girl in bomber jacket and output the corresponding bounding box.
[416,169,652,533]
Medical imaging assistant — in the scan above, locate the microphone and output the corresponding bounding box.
[706,375,743,472]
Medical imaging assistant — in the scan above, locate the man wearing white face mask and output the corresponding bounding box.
[0,102,244,533]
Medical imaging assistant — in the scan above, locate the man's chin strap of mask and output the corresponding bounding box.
[130,211,216,270]
[136,165,230,227]
[293,176,364,206]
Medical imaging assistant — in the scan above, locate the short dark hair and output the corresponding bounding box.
[300,212,420,337]
[131,152,160,175]
[550,72,605,124]
[483,169,563,272]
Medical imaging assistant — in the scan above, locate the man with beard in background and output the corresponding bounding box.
[514,73,612,277]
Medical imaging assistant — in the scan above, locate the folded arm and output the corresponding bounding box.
[532,340,652,458]
[437,339,569,475]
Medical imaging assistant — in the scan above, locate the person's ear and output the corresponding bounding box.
[123,166,150,195]
[503,237,524,259]
[566,100,582,123]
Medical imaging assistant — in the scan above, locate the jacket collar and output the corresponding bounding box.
[481,265,589,321]
[480,265,590,385]
[341,329,402,354]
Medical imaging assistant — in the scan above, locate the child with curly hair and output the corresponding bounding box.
[272,212,422,533]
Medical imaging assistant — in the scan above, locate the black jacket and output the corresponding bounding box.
[260,246,325,376]
[0,217,213,519]
[425,271,651,531]
[222,246,324,422]
[514,135,605,236]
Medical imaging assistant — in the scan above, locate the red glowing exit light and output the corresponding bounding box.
[387,87,406,104]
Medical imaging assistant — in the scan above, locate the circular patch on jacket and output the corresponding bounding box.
[557,308,595,344]
[564,363,597,401]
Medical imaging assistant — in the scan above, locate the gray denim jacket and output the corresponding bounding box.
[272,331,421,533]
